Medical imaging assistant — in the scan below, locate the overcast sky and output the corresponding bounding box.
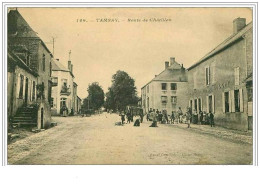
[17,7,252,99]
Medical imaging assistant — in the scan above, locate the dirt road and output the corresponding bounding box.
[8,113,253,165]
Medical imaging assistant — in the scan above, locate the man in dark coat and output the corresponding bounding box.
[209,111,214,127]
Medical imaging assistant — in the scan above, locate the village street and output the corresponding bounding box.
[8,113,253,165]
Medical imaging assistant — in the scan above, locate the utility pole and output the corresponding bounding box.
[44,36,57,57]
[52,37,56,57]
[69,50,71,60]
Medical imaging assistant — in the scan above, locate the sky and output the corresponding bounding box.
[17,7,252,99]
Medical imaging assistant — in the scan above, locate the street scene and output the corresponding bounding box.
[8,114,252,165]
[7,8,253,165]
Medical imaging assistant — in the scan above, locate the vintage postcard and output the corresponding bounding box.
[5,6,255,165]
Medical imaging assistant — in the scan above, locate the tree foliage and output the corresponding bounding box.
[82,82,104,111]
[105,70,139,111]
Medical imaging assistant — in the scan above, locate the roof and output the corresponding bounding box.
[141,61,187,89]
[8,10,53,56]
[188,22,253,70]
[8,50,38,77]
[52,59,69,72]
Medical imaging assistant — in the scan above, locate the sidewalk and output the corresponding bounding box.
[164,122,253,145]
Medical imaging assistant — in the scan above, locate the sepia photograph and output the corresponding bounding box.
[5,5,255,165]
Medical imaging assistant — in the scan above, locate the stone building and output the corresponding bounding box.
[51,58,78,115]
[187,18,253,131]
[8,9,52,129]
[141,57,188,114]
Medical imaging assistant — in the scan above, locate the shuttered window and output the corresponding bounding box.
[205,67,210,85]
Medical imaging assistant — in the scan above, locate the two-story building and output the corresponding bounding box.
[141,57,188,114]
[51,58,78,115]
[187,18,253,131]
[8,9,52,129]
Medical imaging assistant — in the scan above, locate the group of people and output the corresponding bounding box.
[118,106,215,128]
[119,110,143,127]
[146,107,215,128]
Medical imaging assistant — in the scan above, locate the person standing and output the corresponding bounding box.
[186,111,191,128]
[199,110,203,125]
[209,111,214,127]
[149,109,158,127]
[120,112,125,125]
[171,111,175,124]
[177,107,183,123]
[126,111,131,124]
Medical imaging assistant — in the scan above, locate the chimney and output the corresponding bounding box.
[68,60,71,71]
[233,18,246,34]
[170,57,175,65]
[71,64,73,74]
[56,58,59,61]
[165,61,169,69]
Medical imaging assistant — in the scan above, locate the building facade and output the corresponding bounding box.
[187,18,253,131]
[77,96,82,114]
[51,58,78,115]
[141,57,189,114]
[8,9,52,129]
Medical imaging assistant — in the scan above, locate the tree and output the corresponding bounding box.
[105,70,139,111]
[83,82,105,111]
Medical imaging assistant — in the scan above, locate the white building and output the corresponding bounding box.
[141,57,189,114]
[51,58,77,115]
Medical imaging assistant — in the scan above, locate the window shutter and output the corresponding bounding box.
[208,67,211,85]
[205,67,207,85]
[231,90,235,112]
[239,88,244,112]
[222,92,225,113]
[212,94,215,113]
[228,91,232,112]
[17,73,20,98]
[206,96,209,113]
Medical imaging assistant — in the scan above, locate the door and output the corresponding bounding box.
[25,78,29,105]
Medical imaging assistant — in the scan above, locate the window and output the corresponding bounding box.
[19,75,24,98]
[234,67,240,86]
[161,83,167,90]
[171,96,177,104]
[224,92,230,112]
[189,100,193,112]
[194,99,198,112]
[171,83,177,90]
[205,67,210,85]
[207,95,215,113]
[234,89,240,112]
[147,85,149,93]
[50,97,54,108]
[198,98,202,112]
[161,96,167,108]
[60,98,67,107]
[42,54,45,71]
[161,96,167,103]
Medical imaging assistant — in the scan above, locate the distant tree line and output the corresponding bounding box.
[82,70,139,113]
